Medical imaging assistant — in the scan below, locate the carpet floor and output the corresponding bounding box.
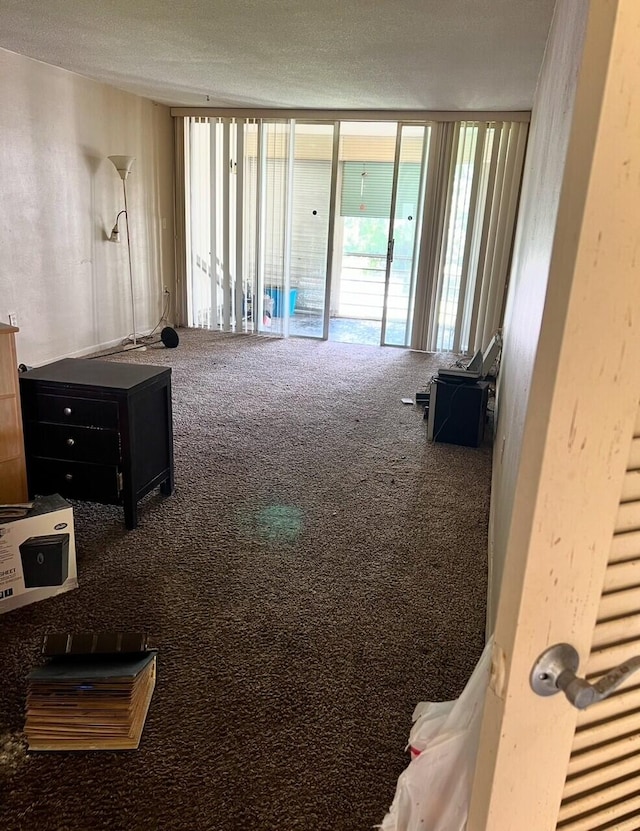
[0,329,491,831]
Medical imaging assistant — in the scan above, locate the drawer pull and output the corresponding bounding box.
[63,407,72,416]
[66,438,75,447]
[64,473,73,481]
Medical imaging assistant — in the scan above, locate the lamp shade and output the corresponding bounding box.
[108,155,136,180]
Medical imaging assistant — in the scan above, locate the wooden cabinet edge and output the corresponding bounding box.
[0,325,28,502]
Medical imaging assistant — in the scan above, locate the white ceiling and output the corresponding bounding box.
[0,0,556,110]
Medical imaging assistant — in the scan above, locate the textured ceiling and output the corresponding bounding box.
[0,0,556,109]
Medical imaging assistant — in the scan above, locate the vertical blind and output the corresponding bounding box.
[425,120,528,353]
[183,116,528,353]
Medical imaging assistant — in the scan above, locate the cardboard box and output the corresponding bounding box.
[0,494,77,614]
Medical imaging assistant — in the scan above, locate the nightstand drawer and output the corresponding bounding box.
[28,424,121,464]
[30,458,122,503]
[34,393,119,429]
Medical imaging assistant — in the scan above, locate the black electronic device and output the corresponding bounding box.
[19,533,70,588]
[159,327,179,348]
[427,379,489,447]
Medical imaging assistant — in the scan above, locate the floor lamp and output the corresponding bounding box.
[108,155,138,346]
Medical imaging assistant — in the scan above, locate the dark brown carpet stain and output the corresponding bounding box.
[0,330,491,831]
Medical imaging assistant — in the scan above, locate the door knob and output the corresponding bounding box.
[531,643,640,710]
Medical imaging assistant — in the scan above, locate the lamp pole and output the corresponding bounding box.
[108,156,137,347]
[122,178,137,347]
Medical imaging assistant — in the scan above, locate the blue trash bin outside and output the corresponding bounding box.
[265,288,298,317]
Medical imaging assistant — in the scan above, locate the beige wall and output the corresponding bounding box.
[486,1,588,631]
[0,48,175,366]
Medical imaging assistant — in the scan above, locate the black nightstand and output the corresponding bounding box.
[20,359,174,529]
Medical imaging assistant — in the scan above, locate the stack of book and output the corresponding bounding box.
[24,635,156,751]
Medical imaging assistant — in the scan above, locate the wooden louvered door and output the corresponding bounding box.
[558,420,640,830]
[467,0,640,828]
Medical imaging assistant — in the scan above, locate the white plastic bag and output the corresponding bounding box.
[379,637,493,831]
[407,701,454,760]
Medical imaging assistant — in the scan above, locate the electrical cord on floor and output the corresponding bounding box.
[122,290,171,345]
[88,291,171,359]
[146,291,172,338]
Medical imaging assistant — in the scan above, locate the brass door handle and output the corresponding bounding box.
[531,643,640,710]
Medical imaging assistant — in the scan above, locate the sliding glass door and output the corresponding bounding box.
[332,122,396,344]
[332,122,428,346]
[382,124,430,346]
[255,121,291,335]
[184,115,528,354]
[287,123,335,339]
[187,117,258,334]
